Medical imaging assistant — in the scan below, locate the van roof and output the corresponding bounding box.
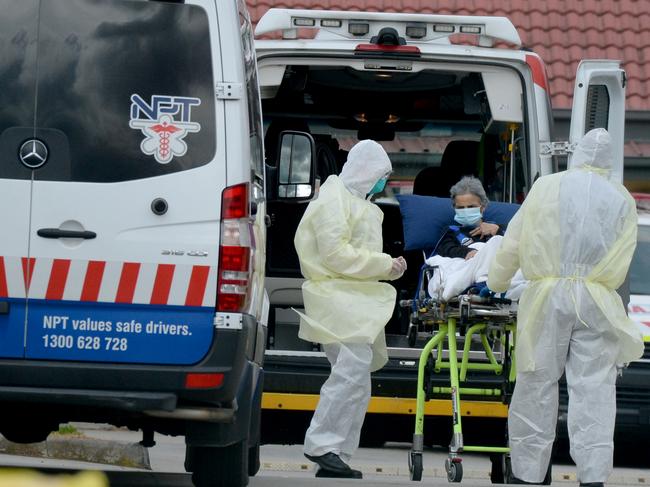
[255,8,522,48]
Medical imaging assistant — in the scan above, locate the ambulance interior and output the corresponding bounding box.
[261,61,529,352]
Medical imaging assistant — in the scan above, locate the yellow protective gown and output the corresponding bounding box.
[295,140,398,463]
[488,128,643,484]
[294,168,395,371]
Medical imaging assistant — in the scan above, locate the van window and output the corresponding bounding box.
[0,1,39,182]
[1,0,216,183]
[261,63,529,202]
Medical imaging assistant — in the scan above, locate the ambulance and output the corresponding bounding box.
[0,1,266,486]
[629,197,650,344]
[255,9,642,446]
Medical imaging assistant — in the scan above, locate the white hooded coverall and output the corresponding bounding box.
[488,128,643,484]
[294,140,397,461]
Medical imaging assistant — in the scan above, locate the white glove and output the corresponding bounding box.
[388,256,407,280]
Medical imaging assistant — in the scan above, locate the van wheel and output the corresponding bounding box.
[189,441,248,487]
[248,443,261,476]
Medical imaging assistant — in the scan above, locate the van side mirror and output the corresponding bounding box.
[276,131,316,201]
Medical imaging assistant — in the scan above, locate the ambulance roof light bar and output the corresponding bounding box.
[255,8,522,47]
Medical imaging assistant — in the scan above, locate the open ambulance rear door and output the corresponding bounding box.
[568,60,626,181]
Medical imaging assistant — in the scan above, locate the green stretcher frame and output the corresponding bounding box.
[409,314,517,482]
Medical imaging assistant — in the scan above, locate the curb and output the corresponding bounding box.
[0,433,151,469]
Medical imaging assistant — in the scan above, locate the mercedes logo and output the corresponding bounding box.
[19,139,49,169]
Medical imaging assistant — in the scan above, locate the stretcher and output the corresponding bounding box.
[400,264,518,483]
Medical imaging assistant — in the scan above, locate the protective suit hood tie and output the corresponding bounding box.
[575,164,611,177]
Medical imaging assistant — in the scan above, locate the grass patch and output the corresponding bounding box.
[57,424,79,435]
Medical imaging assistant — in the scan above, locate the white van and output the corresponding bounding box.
[256,9,632,445]
[0,1,267,486]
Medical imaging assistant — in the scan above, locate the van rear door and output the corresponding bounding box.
[0,0,39,357]
[0,2,38,358]
[569,60,626,181]
[23,0,223,364]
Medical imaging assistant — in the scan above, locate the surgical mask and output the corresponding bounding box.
[454,207,482,227]
[367,177,388,196]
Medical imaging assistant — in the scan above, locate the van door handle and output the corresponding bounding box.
[0,302,8,314]
[37,228,97,239]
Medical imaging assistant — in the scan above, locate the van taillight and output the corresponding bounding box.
[217,183,252,313]
[354,43,421,57]
[222,183,249,219]
[185,373,224,389]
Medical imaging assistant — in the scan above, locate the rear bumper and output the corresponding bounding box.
[0,386,177,411]
[0,313,264,416]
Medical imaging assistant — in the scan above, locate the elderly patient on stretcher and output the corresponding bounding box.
[426,176,526,302]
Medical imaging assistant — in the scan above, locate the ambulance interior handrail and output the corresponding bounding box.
[255,8,522,47]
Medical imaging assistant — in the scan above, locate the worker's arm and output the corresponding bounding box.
[488,208,524,293]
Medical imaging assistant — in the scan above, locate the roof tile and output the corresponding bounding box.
[249,0,650,110]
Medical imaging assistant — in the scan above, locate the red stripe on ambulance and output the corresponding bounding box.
[21,257,35,293]
[115,263,141,304]
[0,257,8,298]
[185,266,210,306]
[81,260,106,302]
[0,256,215,307]
[46,259,71,300]
[150,264,175,305]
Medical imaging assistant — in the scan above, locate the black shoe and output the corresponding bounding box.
[305,452,361,477]
[315,467,363,479]
[580,483,604,487]
[508,474,545,484]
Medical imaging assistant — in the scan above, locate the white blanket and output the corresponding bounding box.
[425,236,527,302]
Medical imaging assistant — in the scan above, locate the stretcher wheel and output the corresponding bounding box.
[409,451,423,481]
[445,457,463,483]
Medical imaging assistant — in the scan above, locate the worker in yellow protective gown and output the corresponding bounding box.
[294,139,406,479]
[488,128,643,486]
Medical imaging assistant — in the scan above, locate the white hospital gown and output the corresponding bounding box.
[426,236,526,302]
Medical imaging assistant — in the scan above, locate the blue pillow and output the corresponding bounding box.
[396,194,520,251]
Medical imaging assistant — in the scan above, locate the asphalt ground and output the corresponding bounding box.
[0,424,648,486]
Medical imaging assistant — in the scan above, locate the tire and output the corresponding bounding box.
[248,443,261,477]
[409,451,423,481]
[189,440,249,487]
[445,458,463,483]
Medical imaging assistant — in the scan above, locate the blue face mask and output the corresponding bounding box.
[454,207,482,227]
[367,177,387,195]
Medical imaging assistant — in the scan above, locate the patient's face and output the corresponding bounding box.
[453,193,483,211]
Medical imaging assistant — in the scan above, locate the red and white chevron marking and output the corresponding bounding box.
[0,256,216,307]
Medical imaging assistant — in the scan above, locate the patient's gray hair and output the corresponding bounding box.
[449,176,489,206]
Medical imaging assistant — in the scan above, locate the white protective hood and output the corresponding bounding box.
[339,140,392,198]
[568,127,614,178]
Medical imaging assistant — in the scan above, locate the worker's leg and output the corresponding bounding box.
[338,343,373,461]
[509,288,573,482]
[566,291,619,484]
[304,342,372,459]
